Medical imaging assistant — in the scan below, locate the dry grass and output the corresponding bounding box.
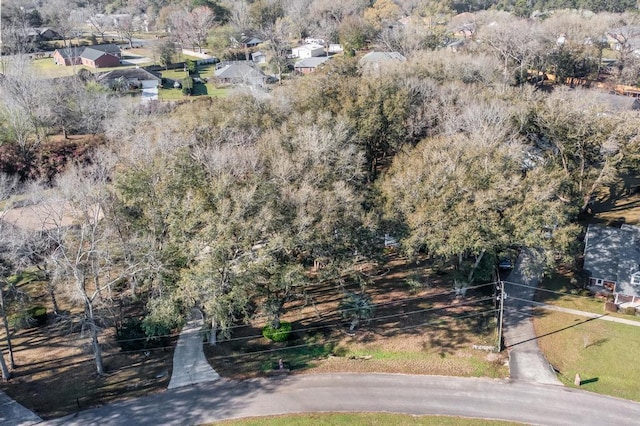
[206,256,507,380]
[0,278,174,419]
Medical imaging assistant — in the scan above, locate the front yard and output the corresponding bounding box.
[534,310,640,401]
[205,256,507,380]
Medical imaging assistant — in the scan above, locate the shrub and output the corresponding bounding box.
[116,318,171,352]
[262,322,292,342]
[622,306,638,316]
[10,305,47,329]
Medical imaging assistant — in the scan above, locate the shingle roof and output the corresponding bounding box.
[584,224,640,297]
[215,63,265,80]
[81,47,110,61]
[97,68,161,82]
[294,56,330,68]
[359,51,406,63]
[89,44,121,55]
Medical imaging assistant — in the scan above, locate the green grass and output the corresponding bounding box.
[159,83,227,100]
[30,57,142,79]
[534,310,640,401]
[214,413,520,425]
[537,272,633,319]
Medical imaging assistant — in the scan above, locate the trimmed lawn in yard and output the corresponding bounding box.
[214,413,518,425]
[534,310,640,401]
[537,270,636,320]
[159,83,227,100]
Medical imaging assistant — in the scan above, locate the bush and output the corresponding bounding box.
[10,305,47,329]
[622,306,638,316]
[116,318,171,352]
[262,322,292,342]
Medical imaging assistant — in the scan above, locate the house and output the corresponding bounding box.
[214,61,266,86]
[359,51,406,73]
[80,47,121,68]
[53,47,85,66]
[583,224,640,305]
[291,44,325,59]
[241,36,263,48]
[96,68,161,90]
[251,51,267,64]
[294,56,330,74]
[26,27,61,42]
[596,92,640,111]
[53,44,122,69]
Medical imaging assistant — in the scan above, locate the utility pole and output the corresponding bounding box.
[497,280,505,352]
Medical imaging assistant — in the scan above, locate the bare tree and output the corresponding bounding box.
[114,16,134,48]
[170,6,216,53]
[44,151,141,375]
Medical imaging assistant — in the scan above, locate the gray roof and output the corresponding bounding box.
[584,224,640,297]
[97,68,161,82]
[89,44,121,55]
[215,62,265,81]
[55,44,121,60]
[294,56,330,69]
[359,51,406,63]
[597,92,640,111]
[81,47,111,61]
[55,47,84,60]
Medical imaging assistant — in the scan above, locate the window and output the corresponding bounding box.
[596,279,603,286]
[631,273,640,286]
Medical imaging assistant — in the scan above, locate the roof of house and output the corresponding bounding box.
[81,47,113,61]
[54,47,85,60]
[598,92,640,111]
[293,44,324,52]
[359,51,406,63]
[54,44,121,60]
[215,62,265,81]
[294,56,330,68]
[97,68,161,82]
[584,224,640,297]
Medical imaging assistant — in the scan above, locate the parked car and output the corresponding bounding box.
[498,258,514,270]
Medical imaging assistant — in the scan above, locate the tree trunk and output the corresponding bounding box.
[48,284,60,316]
[209,317,217,346]
[91,326,104,375]
[0,285,15,368]
[0,351,10,381]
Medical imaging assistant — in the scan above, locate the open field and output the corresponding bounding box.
[214,413,520,426]
[533,310,640,401]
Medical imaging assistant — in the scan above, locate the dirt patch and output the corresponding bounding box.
[0,321,174,419]
[205,255,507,380]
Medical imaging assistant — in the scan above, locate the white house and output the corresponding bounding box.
[291,44,325,59]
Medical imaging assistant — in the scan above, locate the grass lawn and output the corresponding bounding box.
[214,413,519,425]
[534,310,640,401]
[30,57,141,79]
[159,83,227,100]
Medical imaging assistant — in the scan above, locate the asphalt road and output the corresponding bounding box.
[45,373,640,425]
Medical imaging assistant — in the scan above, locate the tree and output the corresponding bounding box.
[0,173,19,380]
[339,291,374,332]
[152,38,176,70]
[114,14,137,48]
[170,6,216,53]
[44,151,139,375]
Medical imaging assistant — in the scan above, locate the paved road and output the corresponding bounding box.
[0,389,41,425]
[503,249,562,385]
[167,309,220,390]
[45,373,640,425]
